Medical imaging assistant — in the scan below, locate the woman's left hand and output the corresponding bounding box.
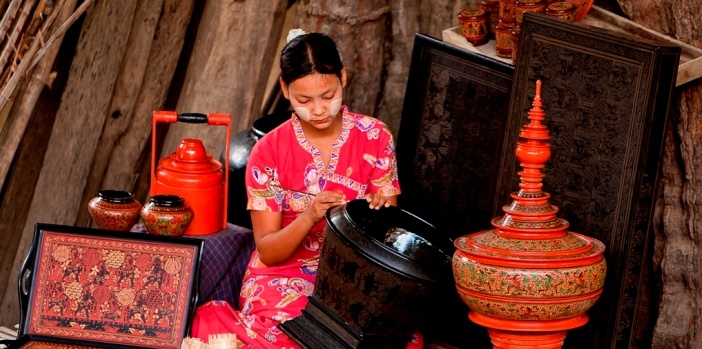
[365,193,394,210]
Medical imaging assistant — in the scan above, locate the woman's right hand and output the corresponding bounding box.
[302,191,346,223]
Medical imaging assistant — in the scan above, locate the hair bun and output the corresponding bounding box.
[286,28,306,43]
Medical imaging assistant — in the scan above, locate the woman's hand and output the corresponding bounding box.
[302,191,346,223]
[365,193,396,210]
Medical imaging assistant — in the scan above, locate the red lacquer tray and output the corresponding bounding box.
[6,223,203,349]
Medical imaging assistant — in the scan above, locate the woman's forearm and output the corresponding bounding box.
[252,210,318,266]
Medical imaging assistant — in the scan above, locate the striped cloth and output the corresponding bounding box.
[197,224,255,309]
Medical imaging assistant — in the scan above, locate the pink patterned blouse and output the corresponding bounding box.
[191,107,401,349]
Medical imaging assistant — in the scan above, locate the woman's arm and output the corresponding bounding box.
[251,191,345,266]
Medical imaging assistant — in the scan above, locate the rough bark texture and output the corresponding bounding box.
[614,0,702,348]
[654,84,702,349]
[159,0,288,165]
[376,0,420,137]
[292,0,389,121]
[419,0,475,39]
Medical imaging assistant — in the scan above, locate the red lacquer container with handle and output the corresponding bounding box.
[151,111,230,236]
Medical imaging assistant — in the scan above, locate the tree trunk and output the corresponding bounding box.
[654,85,702,348]
[376,0,421,137]
[418,0,475,39]
[159,0,288,167]
[614,0,702,348]
[294,0,392,121]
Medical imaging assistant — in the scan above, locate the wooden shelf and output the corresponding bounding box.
[443,5,702,87]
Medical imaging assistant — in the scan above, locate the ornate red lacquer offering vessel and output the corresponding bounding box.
[87,190,141,231]
[452,80,606,348]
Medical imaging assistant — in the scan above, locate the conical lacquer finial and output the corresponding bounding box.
[493,79,564,238]
[515,79,551,198]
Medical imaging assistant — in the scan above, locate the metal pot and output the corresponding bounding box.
[222,111,290,229]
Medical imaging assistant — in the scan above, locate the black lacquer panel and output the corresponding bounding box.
[497,13,680,349]
[397,34,514,241]
[395,33,514,348]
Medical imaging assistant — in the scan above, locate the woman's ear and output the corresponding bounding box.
[341,68,347,88]
[279,77,290,100]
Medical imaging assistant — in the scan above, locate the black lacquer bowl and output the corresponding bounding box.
[314,199,455,341]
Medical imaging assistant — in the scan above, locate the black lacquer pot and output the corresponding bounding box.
[223,111,290,229]
[281,199,454,349]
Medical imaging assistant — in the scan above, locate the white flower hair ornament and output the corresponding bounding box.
[287,28,306,43]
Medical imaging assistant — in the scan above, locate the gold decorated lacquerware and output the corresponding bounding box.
[545,1,577,21]
[498,0,517,24]
[452,80,606,349]
[140,195,194,237]
[458,8,490,46]
[515,0,546,25]
[87,190,141,232]
[481,0,500,39]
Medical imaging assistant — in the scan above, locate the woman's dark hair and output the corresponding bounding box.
[280,32,344,85]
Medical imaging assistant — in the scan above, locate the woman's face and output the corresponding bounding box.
[281,70,346,129]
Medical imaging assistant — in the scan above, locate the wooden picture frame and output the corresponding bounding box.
[11,223,203,349]
[396,33,514,241]
[497,13,681,349]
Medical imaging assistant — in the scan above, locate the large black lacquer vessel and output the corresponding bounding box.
[280,199,454,349]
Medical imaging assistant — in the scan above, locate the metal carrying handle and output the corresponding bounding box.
[151,111,232,231]
[17,228,39,337]
[177,112,208,123]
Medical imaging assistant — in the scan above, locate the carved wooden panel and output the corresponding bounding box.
[397,33,514,241]
[395,33,514,348]
[497,13,681,349]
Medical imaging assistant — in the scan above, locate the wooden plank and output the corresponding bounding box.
[0,86,58,325]
[160,0,288,167]
[582,5,702,86]
[74,0,196,228]
[0,0,78,326]
[74,0,166,227]
[0,0,138,326]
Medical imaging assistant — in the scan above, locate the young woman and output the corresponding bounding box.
[191,30,418,348]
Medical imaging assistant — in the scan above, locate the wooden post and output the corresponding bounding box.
[0,0,80,325]
[74,0,196,228]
